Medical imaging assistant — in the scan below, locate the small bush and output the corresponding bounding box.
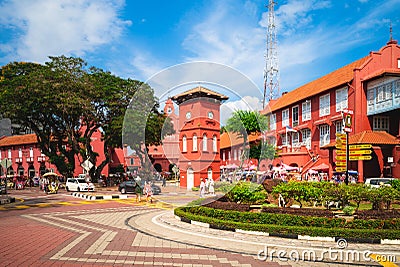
[225,182,267,204]
[342,206,355,216]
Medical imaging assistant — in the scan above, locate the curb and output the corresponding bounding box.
[71,192,128,200]
[174,215,400,245]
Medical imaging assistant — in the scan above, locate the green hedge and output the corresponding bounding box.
[174,206,400,240]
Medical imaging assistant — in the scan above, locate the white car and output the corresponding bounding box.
[364,178,395,188]
[65,178,95,192]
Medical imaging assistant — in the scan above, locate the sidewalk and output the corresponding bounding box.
[128,209,400,267]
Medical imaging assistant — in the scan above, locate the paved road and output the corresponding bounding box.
[1,186,399,267]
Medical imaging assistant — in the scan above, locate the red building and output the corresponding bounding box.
[262,39,400,180]
[147,98,180,174]
[0,134,56,178]
[171,86,228,189]
[219,131,263,170]
[0,128,139,178]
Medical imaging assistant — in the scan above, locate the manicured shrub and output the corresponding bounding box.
[342,206,355,216]
[225,182,267,204]
[174,207,400,240]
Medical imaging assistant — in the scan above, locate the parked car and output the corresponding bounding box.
[65,178,95,192]
[118,180,161,195]
[364,177,395,188]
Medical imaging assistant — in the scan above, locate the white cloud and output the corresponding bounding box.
[270,0,331,36]
[220,96,263,125]
[0,0,131,63]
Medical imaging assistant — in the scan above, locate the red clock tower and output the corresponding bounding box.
[172,86,228,190]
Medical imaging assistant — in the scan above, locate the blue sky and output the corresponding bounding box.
[1,0,399,123]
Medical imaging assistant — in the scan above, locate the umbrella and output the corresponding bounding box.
[282,163,299,171]
[43,172,58,177]
[249,165,257,170]
[311,163,330,171]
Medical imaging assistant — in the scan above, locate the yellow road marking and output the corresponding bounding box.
[370,253,398,267]
[14,205,30,209]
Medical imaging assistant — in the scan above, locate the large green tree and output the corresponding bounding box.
[0,59,86,177]
[0,56,166,180]
[225,110,270,167]
[122,84,174,180]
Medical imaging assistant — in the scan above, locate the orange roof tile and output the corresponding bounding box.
[0,134,38,147]
[172,86,229,104]
[349,130,399,145]
[268,56,370,112]
[322,130,399,149]
[220,132,260,149]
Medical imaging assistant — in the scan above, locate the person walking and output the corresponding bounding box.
[134,181,142,202]
[199,178,205,198]
[208,178,215,196]
[144,181,153,203]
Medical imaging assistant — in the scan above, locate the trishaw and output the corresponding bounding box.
[43,172,59,194]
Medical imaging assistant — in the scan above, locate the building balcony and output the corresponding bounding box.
[15,158,23,163]
[26,157,34,163]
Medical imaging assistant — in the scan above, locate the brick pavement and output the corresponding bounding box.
[0,201,291,267]
[2,187,399,266]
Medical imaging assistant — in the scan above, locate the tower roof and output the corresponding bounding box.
[171,86,229,105]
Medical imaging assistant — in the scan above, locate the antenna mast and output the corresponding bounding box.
[262,0,280,109]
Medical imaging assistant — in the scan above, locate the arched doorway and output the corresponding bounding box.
[154,163,162,173]
[17,165,24,176]
[186,168,194,190]
[39,164,46,176]
[28,165,35,178]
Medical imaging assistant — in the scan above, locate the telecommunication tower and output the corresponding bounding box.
[262,0,280,108]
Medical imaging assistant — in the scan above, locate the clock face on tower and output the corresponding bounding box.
[186,111,191,119]
[207,111,214,119]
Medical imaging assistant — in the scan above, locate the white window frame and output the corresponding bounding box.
[29,147,34,157]
[336,87,348,112]
[302,100,311,122]
[182,135,187,152]
[8,149,12,159]
[292,106,299,127]
[18,148,22,158]
[222,151,226,161]
[270,113,276,130]
[335,120,344,134]
[281,134,289,146]
[301,129,311,149]
[282,109,289,127]
[212,135,217,152]
[202,134,207,151]
[292,132,300,146]
[192,134,197,152]
[319,124,330,146]
[319,94,330,117]
[373,116,390,131]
